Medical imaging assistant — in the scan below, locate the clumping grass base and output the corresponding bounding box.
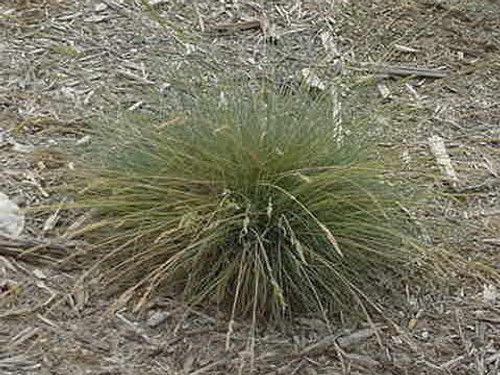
[71,86,428,322]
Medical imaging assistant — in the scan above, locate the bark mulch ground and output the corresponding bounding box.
[1,1,499,374]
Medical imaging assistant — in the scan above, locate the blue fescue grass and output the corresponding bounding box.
[69,84,433,322]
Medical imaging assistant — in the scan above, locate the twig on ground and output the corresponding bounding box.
[0,235,78,265]
[299,326,382,357]
[357,64,449,78]
[211,20,262,35]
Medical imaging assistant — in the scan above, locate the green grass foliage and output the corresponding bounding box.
[72,85,428,322]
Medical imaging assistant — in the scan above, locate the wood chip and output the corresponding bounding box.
[116,69,154,85]
[0,235,74,264]
[0,192,24,238]
[146,310,170,327]
[337,327,380,349]
[0,352,38,371]
[483,284,498,303]
[428,135,459,186]
[260,17,279,44]
[299,327,380,356]
[377,82,392,101]
[42,208,62,233]
[343,353,381,368]
[405,82,422,101]
[193,3,205,32]
[394,44,420,53]
[32,268,47,279]
[11,141,34,154]
[8,327,40,348]
[483,238,500,246]
[300,68,326,92]
[408,318,418,329]
[320,30,342,74]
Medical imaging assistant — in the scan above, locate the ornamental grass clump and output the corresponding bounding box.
[72,85,427,322]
